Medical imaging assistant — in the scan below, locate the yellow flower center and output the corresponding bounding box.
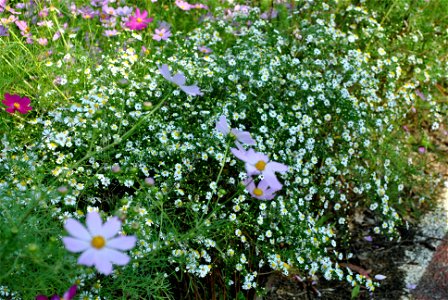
[255,160,267,171]
[13,102,21,109]
[137,17,142,23]
[91,236,106,249]
[253,188,263,197]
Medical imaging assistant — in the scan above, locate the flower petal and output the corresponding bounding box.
[94,255,114,275]
[102,248,131,265]
[62,237,90,253]
[233,129,256,145]
[230,147,247,161]
[245,149,268,165]
[19,96,30,105]
[158,64,172,82]
[266,162,288,174]
[180,84,203,96]
[375,274,387,280]
[64,219,91,241]
[245,164,259,176]
[101,217,122,239]
[86,212,103,236]
[263,172,283,191]
[63,285,77,300]
[35,296,49,300]
[172,73,186,86]
[216,115,230,135]
[107,236,137,251]
[78,248,96,266]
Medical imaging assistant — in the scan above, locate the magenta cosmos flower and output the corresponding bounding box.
[36,285,77,300]
[158,64,203,96]
[231,147,288,190]
[125,8,152,30]
[2,93,32,114]
[216,115,256,146]
[244,178,278,200]
[62,211,137,275]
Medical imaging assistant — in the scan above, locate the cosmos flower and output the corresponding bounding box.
[244,178,279,200]
[115,6,133,16]
[0,25,9,36]
[198,45,212,54]
[125,8,152,31]
[216,115,256,145]
[78,6,98,19]
[2,93,32,114]
[231,147,288,190]
[103,29,119,37]
[152,27,171,41]
[36,285,77,300]
[158,64,203,96]
[62,211,137,275]
[175,0,192,10]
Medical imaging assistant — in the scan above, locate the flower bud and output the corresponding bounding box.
[117,78,129,88]
[143,101,153,111]
[57,186,68,194]
[111,164,121,173]
[144,177,155,186]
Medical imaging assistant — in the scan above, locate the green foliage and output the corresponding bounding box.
[0,0,446,299]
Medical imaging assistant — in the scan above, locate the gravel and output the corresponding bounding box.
[399,181,448,299]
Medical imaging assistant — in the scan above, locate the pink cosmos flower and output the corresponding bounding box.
[62,211,137,275]
[175,0,192,10]
[158,64,203,96]
[103,29,119,37]
[37,37,48,45]
[415,89,427,101]
[244,178,278,200]
[2,93,32,114]
[36,285,77,300]
[192,3,208,9]
[198,45,212,54]
[216,115,256,145]
[125,8,152,31]
[152,27,171,41]
[231,147,288,190]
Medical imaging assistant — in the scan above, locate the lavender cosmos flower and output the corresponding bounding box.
[103,29,119,37]
[158,64,203,96]
[78,6,98,19]
[36,285,77,300]
[231,147,288,190]
[0,25,9,36]
[244,178,278,200]
[152,27,171,41]
[216,115,256,145]
[62,211,137,275]
[198,45,212,54]
[115,6,133,16]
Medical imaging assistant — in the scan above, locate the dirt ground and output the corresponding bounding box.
[263,226,418,300]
